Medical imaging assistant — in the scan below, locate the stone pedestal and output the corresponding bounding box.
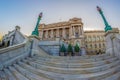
[105,28,120,58]
[81,47,86,55]
[29,35,41,56]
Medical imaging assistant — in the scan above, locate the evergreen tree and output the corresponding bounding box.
[67,44,73,52]
[60,44,66,52]
[74,44,80,52]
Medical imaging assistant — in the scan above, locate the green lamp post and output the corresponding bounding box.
[97,6,112,32]
[32,12,42,36]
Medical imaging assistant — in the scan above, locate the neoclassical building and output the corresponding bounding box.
[38,17,106,55]
[39,18,85,47]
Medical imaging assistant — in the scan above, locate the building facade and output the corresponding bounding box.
[84,31,105,55]
[38,18,106,55]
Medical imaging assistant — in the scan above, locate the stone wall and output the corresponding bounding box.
[39,40,60,56]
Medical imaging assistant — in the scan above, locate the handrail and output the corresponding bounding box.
[0,29,28,52]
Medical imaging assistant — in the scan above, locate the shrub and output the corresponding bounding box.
[60,44,66,52]
[74,44,80,52]
[67,44,73,52]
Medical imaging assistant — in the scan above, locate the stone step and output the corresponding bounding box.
[24,59,120,74]
[8,66,29,80]
[25,56,118,68]
[3,68,16,80]
[0,70,7,80]
[101,71,120,80]
[30,55,114,63]
[36,53,109,60]
[14,64,50,80]
[62,66,120,80]
[34,54,112,62]
[32,55,114,64]
[18,61,53,79]
[18,61,120,80]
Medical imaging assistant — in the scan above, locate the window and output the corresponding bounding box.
[66,34,69,39]
[95,44,97,48]
[96,36,99,41]
[90,44,92,48]
[99,43,101,48]
[75,32,79,38]
[103,43,105,47]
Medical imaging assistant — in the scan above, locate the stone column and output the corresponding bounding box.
[57,29,59,37]
[79,26,83,35]
[51,29,53,38]
[78,26,81,36]
[81,26,83,35]
[62,28,65,38]
[70,26,73,37]
[41,25,45,40]
[46,30,48,39]
[73,26,75,37]
[42,31,44,39]
[39,30,43,39]
[72,26,74,36]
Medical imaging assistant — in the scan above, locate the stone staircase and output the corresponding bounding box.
[0,54,120,80]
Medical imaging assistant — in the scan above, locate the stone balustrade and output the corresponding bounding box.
[0,39,31,70]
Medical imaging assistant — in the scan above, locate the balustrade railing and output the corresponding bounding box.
[0,37,31,70]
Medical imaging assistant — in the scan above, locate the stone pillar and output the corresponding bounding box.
[41,24,45,40]
[51,29,53,38]
[46,30,48,39]
[72,26,74,36]
[78,26,80,35]
[69,26,73,37]
[57,29,59,37]
[73,26,75,37]
[79,26,82,35]
[39,30,43,39]
[80,26,83,36]
[62,28,65,38]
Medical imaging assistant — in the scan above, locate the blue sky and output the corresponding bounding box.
[0,0,120,36]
